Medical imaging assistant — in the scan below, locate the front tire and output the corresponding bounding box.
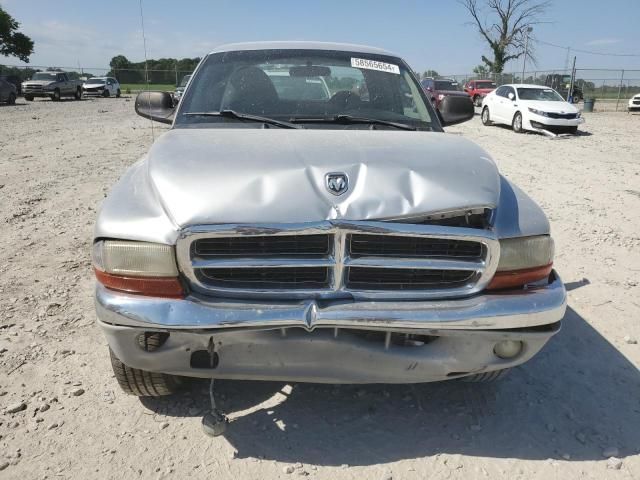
[24,94,34,101]
[116,89,121,98]
[8,93,16,105]
[109,348,183,396]
[481,106,492,125]
[52,89,61,101]
[512,112,523,133]
[74,88,81,100]
[103,89,110,98]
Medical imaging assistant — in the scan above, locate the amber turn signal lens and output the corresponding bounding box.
[94,268,185,298]
[487,264,553,291]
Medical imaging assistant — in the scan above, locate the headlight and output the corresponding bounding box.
[576,112,581,118]
[496,236,554,271]
[528,107,549,117]
[488,235,554,290]
[93,240,178,276]
[93,240,183,297]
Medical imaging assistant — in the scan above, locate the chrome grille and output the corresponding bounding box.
[177,221,499,300]
[349,234,482,258]
[198,267,330,289]
[193,234,331,257]
[346,267,476,290]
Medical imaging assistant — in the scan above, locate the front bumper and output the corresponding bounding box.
[22,89,54,97]
[83,88,105,96]
[96,271,566,383]
[523,113,584,132]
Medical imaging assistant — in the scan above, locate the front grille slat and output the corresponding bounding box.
[546,112,577,119]
[349,234,482,258]
[194,234,330,257]
[178,220,499,300]
[199,267,330,290]
[347,267,476,290]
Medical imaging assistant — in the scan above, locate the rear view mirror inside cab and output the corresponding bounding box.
[289,66,331,77]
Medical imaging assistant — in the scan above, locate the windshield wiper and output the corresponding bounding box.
[290,114,419,131]
[183,109,300,129]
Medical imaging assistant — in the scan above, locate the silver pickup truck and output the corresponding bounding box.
[22,71,83,101]
[94,42,566,400]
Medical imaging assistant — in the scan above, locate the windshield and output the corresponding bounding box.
[177,49,435,130]
[476,81,496,88]
[435,80,459,91]
[88,78,106,84]
[179,75,191,87]
[517,87,565,101]
[32,73,58,81]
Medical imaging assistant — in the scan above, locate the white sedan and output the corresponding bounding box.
[481,84,584,134]
[82,77,121,98]
[629,93,640,112]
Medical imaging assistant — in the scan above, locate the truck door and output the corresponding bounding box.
[57,73,68,93]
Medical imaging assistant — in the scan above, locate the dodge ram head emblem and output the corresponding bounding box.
[325,172,349,196]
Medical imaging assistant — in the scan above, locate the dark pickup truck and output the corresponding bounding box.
[544,74,583,103]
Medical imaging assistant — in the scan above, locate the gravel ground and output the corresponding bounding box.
[1,97,639,480]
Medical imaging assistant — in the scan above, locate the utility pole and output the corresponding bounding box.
[616,69,625,112]
[521,27,533,83]
[567,56,577,103]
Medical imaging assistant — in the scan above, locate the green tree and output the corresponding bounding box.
[109,55,131,70]
[422,69,440,79]
[0,6,34,62]
[472,64,489,78]
[108,55,201,84]
[459,0,549,73]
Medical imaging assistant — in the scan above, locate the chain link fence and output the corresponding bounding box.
[442,68,640,111]
[0,64,194,94]
[442,69,640,111]
[3,62,638,111]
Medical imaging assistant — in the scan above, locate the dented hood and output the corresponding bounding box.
[146,128,500,226]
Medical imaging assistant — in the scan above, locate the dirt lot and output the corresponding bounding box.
[1,97,639,480]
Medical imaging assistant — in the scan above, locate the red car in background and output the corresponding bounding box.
[420,78,472,116]
[463,79,497,107]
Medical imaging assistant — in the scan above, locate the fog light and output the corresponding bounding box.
[494,340,523,359]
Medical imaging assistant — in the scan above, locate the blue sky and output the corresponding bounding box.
[2,0,639,74]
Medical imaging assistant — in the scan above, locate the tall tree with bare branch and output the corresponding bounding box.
[459,0,549,73]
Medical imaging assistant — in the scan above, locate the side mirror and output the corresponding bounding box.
[508,92,515,100]
[135,91,174,124]
[438,95,474,127]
